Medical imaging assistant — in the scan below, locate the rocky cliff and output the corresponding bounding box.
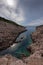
[0,17,26,50]
[25,25,43,65]
[0,24,43,65]
[27,25,43,54]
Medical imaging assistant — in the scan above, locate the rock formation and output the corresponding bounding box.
[25,25,43,65]
[0,54,26,65]
[27,25,43,54]
[0,17,26,50]
[0,22,43,65]
[24,50,43,65]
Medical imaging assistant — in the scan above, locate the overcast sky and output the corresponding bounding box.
[0,0,43,26]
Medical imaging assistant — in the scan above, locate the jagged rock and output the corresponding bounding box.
[31,25,43,43]
[25,25,43,65]
[27,42,43,54]
[0,23,43,65]
[27,25,43,54]
[0,17,26,50]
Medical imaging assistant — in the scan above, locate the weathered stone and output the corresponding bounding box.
[24,50,43,65]
[0,17,26,50]
[27,25,43,54]
[0,54,26,65]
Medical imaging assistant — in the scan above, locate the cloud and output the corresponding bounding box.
[5,0,14,7]
[19,0,43,22]
[28,18,43,26]
[0,0,25,25]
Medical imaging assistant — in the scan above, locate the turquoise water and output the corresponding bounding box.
[0,26,36,58]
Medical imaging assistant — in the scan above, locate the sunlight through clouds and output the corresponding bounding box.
[0,0,25,25]
[4,0,18,8]
[0,0,43,26]
[6,0,14,7]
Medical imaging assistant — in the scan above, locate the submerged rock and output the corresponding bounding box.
[0,17,26,50]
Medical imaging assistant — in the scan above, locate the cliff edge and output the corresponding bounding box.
[0,17,26,50]
[25,25,43,65]
[27,25,43,54]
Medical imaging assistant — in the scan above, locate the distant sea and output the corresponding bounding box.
[0,26,36,58]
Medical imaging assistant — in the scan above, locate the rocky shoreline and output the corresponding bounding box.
[25,25,43,65]
[0,17,43,65]
[27,25,43,54]
[0,17,26,51]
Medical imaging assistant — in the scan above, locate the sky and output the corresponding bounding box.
[0,0,43,26]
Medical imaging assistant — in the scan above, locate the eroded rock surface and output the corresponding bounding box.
[0,24,43,65]
[24,50,43,65]
[25,25,43,65]
[27,25,43,54]
[0,54,26,65]
[0,17,26,50]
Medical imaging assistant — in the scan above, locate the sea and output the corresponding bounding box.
[0,26,36,58]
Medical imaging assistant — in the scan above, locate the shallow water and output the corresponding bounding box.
[0,26,36,58]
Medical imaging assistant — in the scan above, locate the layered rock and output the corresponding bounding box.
[0,17,26,50]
